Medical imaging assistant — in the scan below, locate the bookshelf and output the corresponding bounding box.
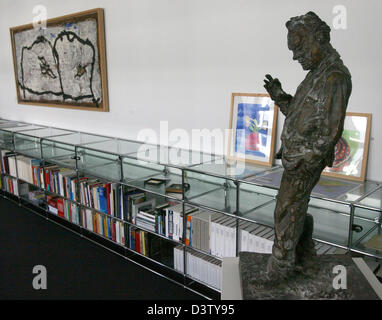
[0,118,381,300]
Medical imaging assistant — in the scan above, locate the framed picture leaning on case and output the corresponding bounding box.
[322,112,371,182]
[227,93,278,167]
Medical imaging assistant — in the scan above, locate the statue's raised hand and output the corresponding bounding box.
[263,74,285,102]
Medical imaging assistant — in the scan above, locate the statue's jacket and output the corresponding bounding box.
[279,49,352,175]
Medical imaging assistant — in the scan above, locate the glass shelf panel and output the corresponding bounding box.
[189,158,274,180]
[122,147,220,196]
[122,154,165,182]
[130,146,219,168]
[356,186,382,210]
[353,186,382,222]
[337,180,381,203]
[351,224,382,259]
[0,121,28,128]
[184,170,237,215]
[124,171,183,198]
[14,128,74,159]
[240,199,351,247]
[42,133,111,168]
[15,127,73,138]
[77,147,121,182]
[244,167,367,201]
[239,183,275,218]
[240,200,275,227]
[80,138,146,156]
[1,124,44,132]
[0,125,43,150]
[243,167,369,214]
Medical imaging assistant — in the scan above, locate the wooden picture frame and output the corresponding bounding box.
[322,112,372,182]
[227,93,278,167]
[10,8,109,112]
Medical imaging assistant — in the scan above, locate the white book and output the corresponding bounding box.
[214,215,231,257]
[86,209,93,232]
[220,218,235,257]
[175,246,182,272]
[245,224,262,252]
[239,221,253,252]
[227,219,237,257]
[8,156,16,177]
[48,205,58,215]
[115,220,120,244]
[120,222,125,245]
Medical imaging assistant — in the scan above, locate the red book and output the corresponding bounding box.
[45,169,50,190]
[31,165,35,185]
[63,177,67,198]
[135,231,141,253]
[57,198,64,218]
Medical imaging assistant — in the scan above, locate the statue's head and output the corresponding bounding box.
[286,11,331,70]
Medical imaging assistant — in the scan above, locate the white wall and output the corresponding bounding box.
[0,0,381,181]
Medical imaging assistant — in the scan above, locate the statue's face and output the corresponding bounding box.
[287,29,320,71]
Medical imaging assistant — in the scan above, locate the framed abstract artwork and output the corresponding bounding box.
[322,112,371,182]
[227,93,278,166]
[10,8,109,111]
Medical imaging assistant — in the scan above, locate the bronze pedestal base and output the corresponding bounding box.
[239,252,379,300]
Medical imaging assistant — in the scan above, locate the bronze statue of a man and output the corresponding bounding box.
[263,12,352,279]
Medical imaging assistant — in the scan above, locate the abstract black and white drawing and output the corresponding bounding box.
[11,8,109,111]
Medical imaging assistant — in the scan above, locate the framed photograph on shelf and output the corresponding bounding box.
[10,8,109,112]
[322,112,372,182]
[227,93,278,167]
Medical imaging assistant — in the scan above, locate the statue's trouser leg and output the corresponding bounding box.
[271,164,325,269]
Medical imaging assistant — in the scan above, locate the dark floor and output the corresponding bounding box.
[0,196,204,300]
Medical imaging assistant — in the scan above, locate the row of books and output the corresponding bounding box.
[82,208,126,245]
[127,226,175,268]
[134,201,195,240]
[17,156,41,185]
[42,165,76,198]
[0,151,42,187]
[1,150,17,177]
[174,246,222,290]
[135,201,274,258]
[239,221,274,254]
[29,161,125,219]
[128,226,150,256]
[47,195,80,225]
[186,210,275,257]
[1,176,18,195]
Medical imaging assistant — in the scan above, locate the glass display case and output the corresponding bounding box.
[121,146,219,199]
[351,185,382,259]
[183,159,275,216]
[0,120,27,128]
[1,116,381,300]
[0,124,46,150]
[14,127,74,159]
[76,138,148,182]
[184,161,382,252]
[41,132,111,169]
[239,167,381,249]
